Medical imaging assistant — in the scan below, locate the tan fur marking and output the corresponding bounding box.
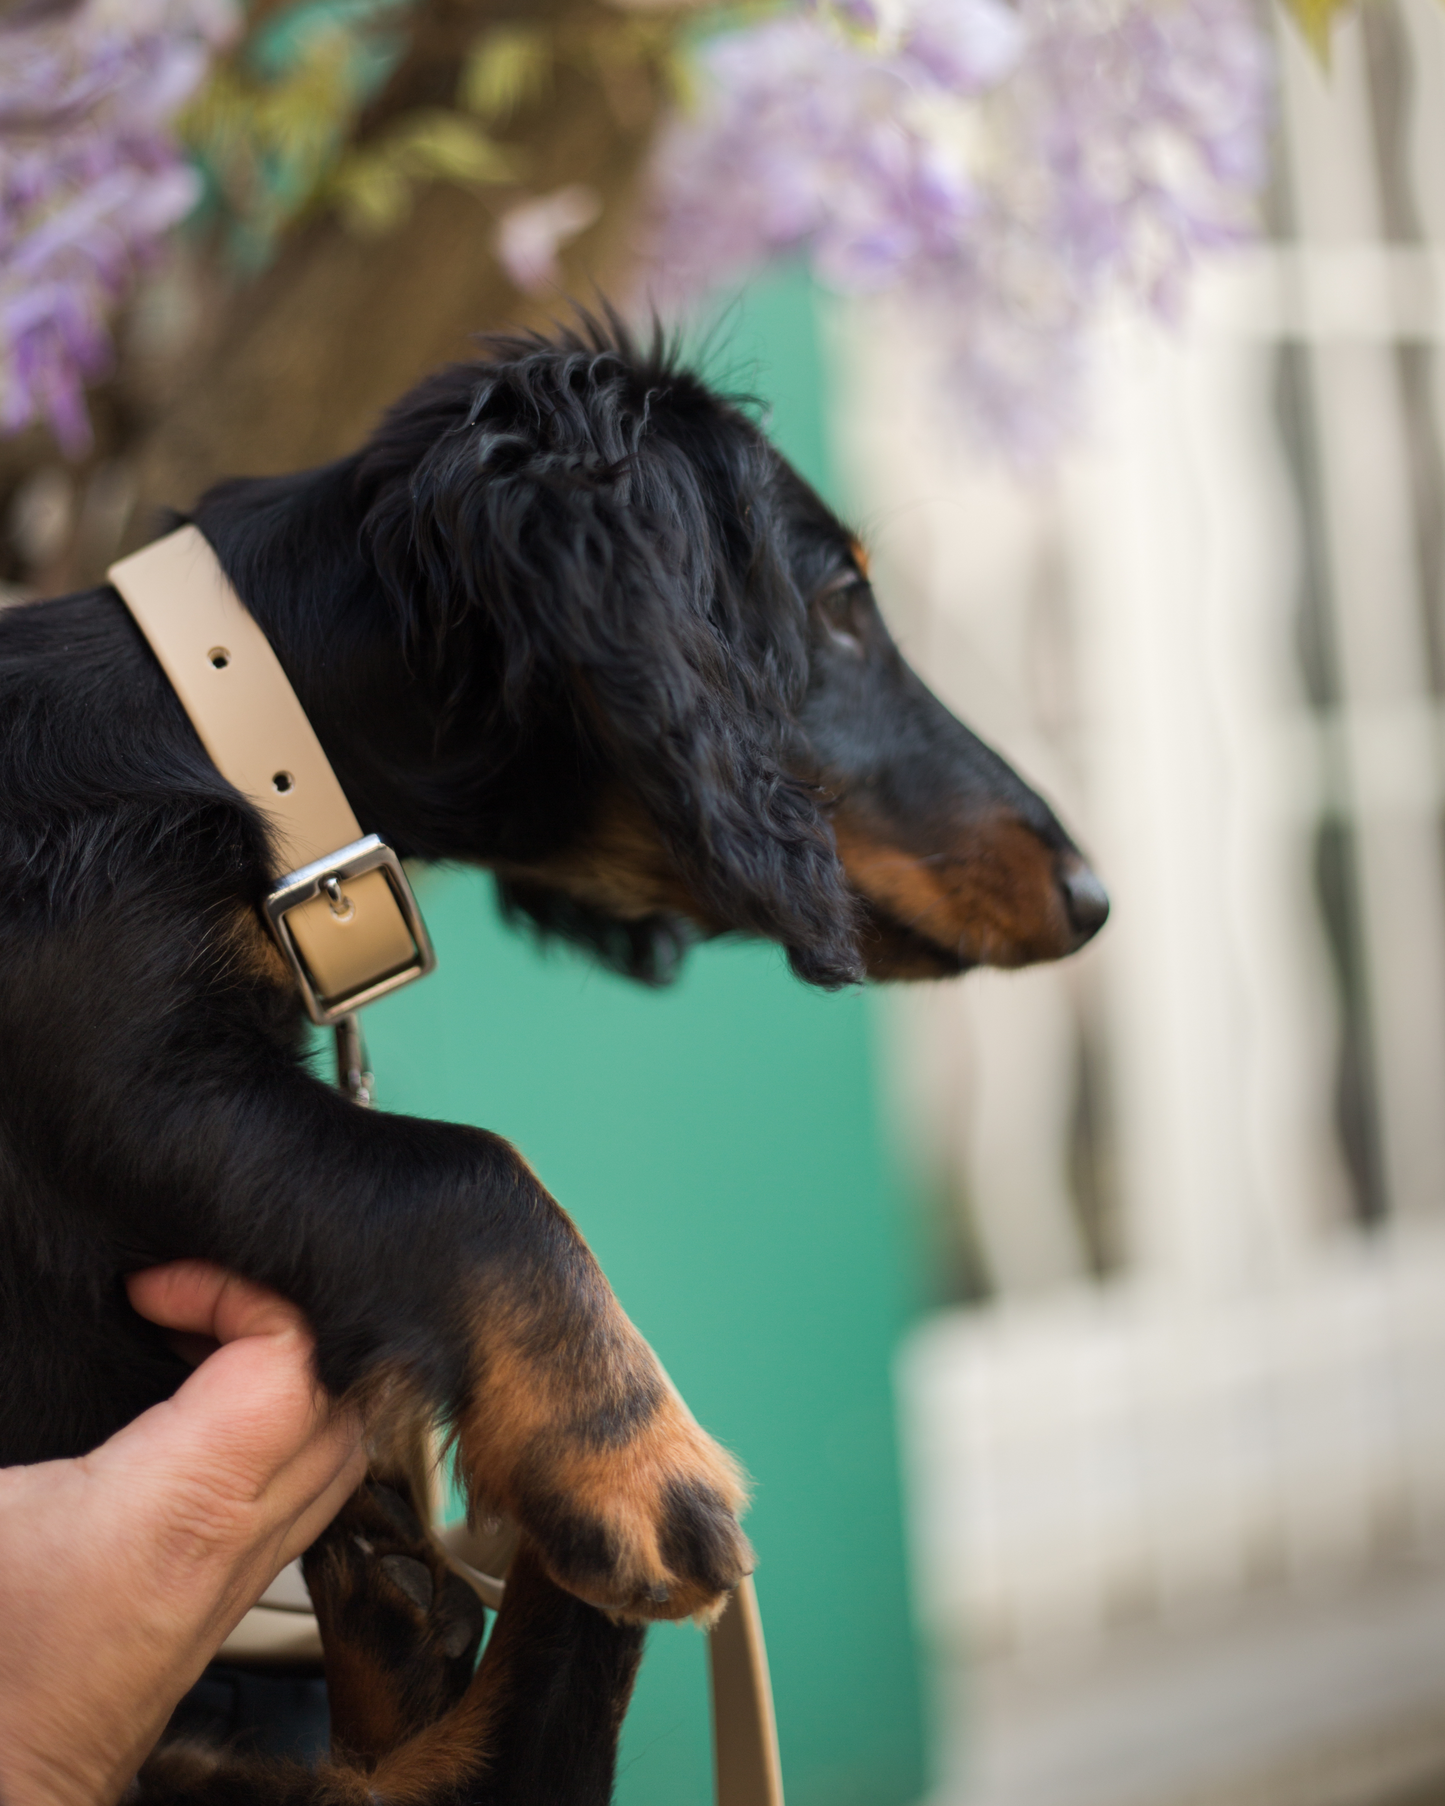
[219,903,293,988]
[491,788,710,925]
[364,1685,499,1802]
[453,1279,750,1623]
[308,1456,494,1778]
[363,1386,443,1524]
[833,809,1074,972]
[323,1643,414,1763]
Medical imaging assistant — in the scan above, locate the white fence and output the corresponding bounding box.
[901,1230,1445,1656]
[832,3,1445,1798]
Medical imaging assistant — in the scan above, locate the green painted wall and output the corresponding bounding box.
[362,268,927,1806]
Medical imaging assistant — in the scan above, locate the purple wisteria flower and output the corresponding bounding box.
[643,0,1273,457]
[0,0,236,455]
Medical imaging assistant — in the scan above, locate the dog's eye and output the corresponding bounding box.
[816,578,870,656]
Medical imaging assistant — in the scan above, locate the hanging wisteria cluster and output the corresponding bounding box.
[644,0,1274,457]
[0,0,235,454]
[0,0,1275,461]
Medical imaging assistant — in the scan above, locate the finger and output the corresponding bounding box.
[113,1263,368,1580]
[88,1372,366,1619]
[128,1261,342,1472]
[271,1440,370,1571]
[104,1266,360,1535]
[126,1261,308,1349]
[110,1337,352,1491]
[123,1264,331,1479]
[208,1419,370,1623]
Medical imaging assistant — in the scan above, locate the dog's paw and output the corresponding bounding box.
[454,1228,753,1624]
[469,1390,752,1625]
[302,1478,488,1756]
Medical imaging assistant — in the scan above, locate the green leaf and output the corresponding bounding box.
[459,25,552,125]
[328,111,522,238]
[178,24,364,251]
[386,111,520,184]
[331,152,412,235]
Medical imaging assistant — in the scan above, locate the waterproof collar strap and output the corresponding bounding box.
[108,526,436,1026]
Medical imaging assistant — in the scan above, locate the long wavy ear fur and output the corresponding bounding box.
[359,323,863,988]
[496,880,695,987]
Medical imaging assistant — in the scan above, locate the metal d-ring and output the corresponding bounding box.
[334,1011,373,1108]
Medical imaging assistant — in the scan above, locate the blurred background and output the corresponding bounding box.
[8,0,1445,1803]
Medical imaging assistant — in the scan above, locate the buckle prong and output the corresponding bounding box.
[322,875,354,920]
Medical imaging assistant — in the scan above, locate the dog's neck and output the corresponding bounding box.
[190,460,597,873]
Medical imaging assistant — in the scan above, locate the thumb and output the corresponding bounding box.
[112,1261,362,1521]
[126,1259,310,1348]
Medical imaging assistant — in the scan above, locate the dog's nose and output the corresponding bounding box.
[1060,858,1109,943]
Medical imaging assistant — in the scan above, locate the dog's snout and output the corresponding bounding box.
[1060,857,1109,944]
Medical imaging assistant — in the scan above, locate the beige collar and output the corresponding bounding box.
[108,526,435,1025]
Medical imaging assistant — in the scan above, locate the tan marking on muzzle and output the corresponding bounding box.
[834,811,1077,970]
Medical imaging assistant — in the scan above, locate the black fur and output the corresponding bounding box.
[0,319,1103,1800]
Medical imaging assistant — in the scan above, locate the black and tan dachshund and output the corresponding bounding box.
[0,321,1106,1801]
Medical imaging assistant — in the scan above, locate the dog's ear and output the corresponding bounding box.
[362,347,863,988]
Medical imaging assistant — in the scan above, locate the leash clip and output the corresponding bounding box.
[264,834,437,1026]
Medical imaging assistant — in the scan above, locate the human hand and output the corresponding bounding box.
[0,1262,367,1806]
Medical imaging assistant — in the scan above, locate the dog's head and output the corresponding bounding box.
[351,321,1107,988]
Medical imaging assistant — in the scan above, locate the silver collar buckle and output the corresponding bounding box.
[264,834,437,1026]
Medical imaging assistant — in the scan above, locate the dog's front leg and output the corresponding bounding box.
[142,1513,644,1805]
[442,1168,755,1626]
[303,1490,644,1806]
[432,1536,646,1805]
[83,1059,752,1628]
[301,1476,490,1763]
